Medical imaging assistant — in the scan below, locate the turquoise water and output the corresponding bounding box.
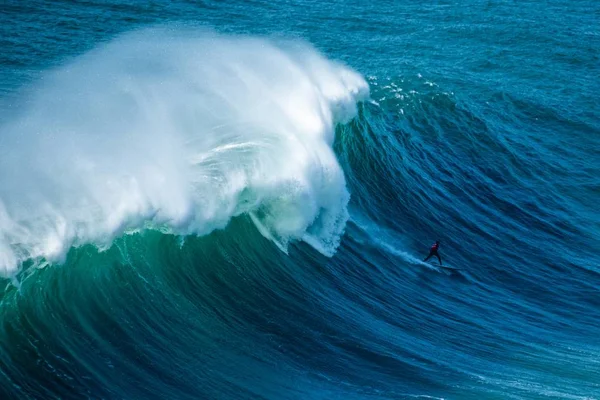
[1,1,599,399]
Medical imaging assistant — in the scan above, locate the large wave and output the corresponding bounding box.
[0,29,369,276]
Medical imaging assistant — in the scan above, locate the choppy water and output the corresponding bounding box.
[1,1,599,399]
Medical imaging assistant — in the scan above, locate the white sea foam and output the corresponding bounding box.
[0,28,369,276]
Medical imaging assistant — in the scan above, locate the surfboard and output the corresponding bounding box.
[439,266,462,271]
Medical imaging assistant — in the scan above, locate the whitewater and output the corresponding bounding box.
[0,29,369,275]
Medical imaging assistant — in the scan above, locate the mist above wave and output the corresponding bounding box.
[0,28,369,276]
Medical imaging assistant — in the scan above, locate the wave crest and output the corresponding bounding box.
[0,28,369,276]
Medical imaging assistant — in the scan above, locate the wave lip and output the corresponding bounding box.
[0,29,369,276]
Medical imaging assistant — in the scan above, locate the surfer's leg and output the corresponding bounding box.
[423,251,433,262]
[436,253,442,265]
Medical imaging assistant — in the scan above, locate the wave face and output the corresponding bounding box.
[0,30,368,275]
[1,2,600,400]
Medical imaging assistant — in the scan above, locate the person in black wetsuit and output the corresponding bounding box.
[423,240,442,265]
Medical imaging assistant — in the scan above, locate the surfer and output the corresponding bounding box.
[423,240,442,265]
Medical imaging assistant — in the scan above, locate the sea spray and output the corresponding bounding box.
[0,28,369,276]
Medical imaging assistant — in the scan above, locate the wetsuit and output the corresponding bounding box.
[424,243,442,265]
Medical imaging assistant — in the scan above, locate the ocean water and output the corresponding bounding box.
[0,0,599,399]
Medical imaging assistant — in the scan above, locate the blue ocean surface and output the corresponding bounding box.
[0,1,599,399]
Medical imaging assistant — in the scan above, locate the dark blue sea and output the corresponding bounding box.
[0,1,599,399]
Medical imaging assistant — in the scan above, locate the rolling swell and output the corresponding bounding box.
[1,21,600,400]
[335,74,600,397]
